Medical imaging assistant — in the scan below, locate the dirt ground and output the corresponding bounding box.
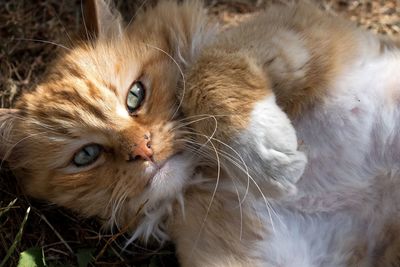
[0,0,399,266]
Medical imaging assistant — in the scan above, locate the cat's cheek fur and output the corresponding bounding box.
[231,95,307,198]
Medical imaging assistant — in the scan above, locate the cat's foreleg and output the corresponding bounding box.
[182,51,306,198]
[230,94,307,198]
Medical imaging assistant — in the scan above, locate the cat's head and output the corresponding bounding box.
[0,0,212,241]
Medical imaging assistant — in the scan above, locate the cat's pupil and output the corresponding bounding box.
[73,144,102,167]
[127,81,145,113]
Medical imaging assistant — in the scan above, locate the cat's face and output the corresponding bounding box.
[0,0,209,231]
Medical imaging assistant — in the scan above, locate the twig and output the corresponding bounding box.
[0,206,30,267]
[39,213,73,254]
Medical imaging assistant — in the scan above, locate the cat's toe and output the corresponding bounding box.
[226,142,307,198]
[257,148,307,197]
[277,150,306,193]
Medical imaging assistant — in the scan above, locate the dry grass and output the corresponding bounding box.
[0,0,399,266]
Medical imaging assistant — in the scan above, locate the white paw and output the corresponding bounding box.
[228,95,307,198]
[230,141,307,198]
[258,148,307,196]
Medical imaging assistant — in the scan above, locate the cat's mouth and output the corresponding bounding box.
[145,152,195,194]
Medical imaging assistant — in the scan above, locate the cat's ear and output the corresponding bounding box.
[0,108,19,160]
[83,0,123,40]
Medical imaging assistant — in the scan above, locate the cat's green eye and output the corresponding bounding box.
[127,81,145,113]
[73,144,102,167]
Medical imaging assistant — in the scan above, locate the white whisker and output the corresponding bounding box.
[80,0,91,42]
[178,132,284,232]
[189,138,221,258]
[0,132,46,169]
[126,0,150,29]
[15,38,72,52]
[53,12,74,48]
[177,129,251,204]
[144,43,186,120]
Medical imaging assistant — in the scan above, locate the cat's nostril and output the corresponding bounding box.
[130,155,141,161]
[128,138,153,162]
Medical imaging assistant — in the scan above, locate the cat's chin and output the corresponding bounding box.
[147,152,195,202]
[123,153,195,244]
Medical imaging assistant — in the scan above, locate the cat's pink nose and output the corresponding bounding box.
[130,138,153,162]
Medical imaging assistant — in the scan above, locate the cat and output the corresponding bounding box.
[1,0,400,266]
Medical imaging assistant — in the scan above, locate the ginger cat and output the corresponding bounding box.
[1,0,400,266]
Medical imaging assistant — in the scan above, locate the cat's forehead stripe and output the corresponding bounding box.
[86,80,104,100]
[48,87,107,122]
[63,62,85,80]
[104,82,117,95]
[64,55,120,97]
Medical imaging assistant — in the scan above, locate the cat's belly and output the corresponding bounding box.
[256,52,400,266]
[255,204,369,267]
[257,172,400,267]
[291,51,400,207]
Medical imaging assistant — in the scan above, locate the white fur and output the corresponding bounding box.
[115,104,130,119]
[229,95,307,198]
[149,153,195,201]
[127,153,196,244]
[247,42,400,265]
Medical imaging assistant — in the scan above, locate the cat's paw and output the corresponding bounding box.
[256,148,306,197]
[230,142,306,199]
[228,96,307,199]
